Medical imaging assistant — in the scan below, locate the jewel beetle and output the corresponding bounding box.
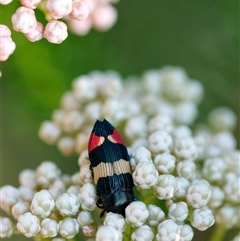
[88,119,135,216]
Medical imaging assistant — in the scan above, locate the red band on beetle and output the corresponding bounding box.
[108,129,125,145]
[88,133,105,153]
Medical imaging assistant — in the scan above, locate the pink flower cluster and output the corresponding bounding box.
[1,0,118,48]
[0,0,118,62]
[0,25,16,61]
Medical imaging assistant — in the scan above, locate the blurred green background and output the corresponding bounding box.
[1,1,239,241]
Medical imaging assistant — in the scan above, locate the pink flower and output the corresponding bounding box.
[20,0,42,9]
[46,0,73,19]
[0,24,11,37]
[44,20,68,44]
[0,0,13,5]
[24,22,44,42]
[11,6,37,33]
[91,5,117,31]
[67,18,92,36]
[0,24,16,61]
[70,0,90,20]
[0,36,16,61]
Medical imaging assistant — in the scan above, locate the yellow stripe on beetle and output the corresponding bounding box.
[92,159,131,185]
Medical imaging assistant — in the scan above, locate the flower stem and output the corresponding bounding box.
[209,225,226,241]
[123,224,133,241]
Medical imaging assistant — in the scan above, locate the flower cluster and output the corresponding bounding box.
[1,67,239,241]
[0,25,16,61]
[38,66,204,156]
[0,0,118,61]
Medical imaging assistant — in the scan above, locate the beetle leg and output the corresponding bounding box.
[100,210,106,217]
[96,198,104,209]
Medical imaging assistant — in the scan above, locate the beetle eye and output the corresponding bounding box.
[108,129,125,145]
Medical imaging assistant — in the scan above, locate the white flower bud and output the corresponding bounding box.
[147,204,165,226]
[211,131,236,150]
[11,6,37,33]
[231,234,240,241]
[174,177,190,199]
[0,0,13,5]
[96,225,122,241]
[224,150,240,173]
[60,91,79,110]
[124,115,147,140]
[44,20,68,44]
[156,219,180,241]
[208,186,224,209]
[208,106,237,131]
[174,101,198,125]
[84,101,102,121]
[141,69,162,93]
[202,157,226,182]
[131,225,154,241]
[77,210,93,227]
[24,21,43,42]
[18,186,35,202]
[31,190,55,218]
[185,80,203,104]
[174,137,198,161]
[92,4,117,31]
[223,177,240,204]
[190,208,215,231]
[59,217,79,239]
[57,136,75,156]
[48,187,63,200]
[40,218,59,238]
[215,205,238,229]
[148,130,173,154]
[168,202,189,222]
[36,161,61,187]
[56,193,80,216]
[19,169,37,189]
[102,97,127,123]
[186,180,211,208]
[104,212,126,231]
[133,161,158,189]
[50,178,66,193]
[38,121,61,145]
[11,201,29,219]
[82,225,97,237]
[154,153,176,174]
[61,110,83,133]
[75,131,89,153]
[78,150,90,167]
[176,160,196,179]
[17,212,41,237]
[71,172,81,185]
[130,146,152,171]
[79,164,94,186]
[78,183,97,211]
[154,174,177,200]
[20,0,42,9]
[148,114,173,134]
[179,224,194,241]
[67,185,80,196]
[0,185,20,214]
[125,201,149,227]
[98,72,123,97]
[52,109,65,126]
[46,0,73,19]
[0,217,13,238]
[72,75,97,101]
[172,125,192,143]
